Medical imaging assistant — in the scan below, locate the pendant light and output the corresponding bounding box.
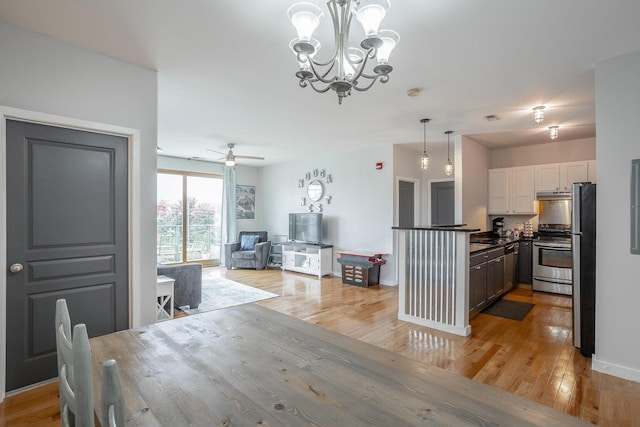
[533,106,545,124]
[549,125,559,140]
[420,118,430,170]
[444,130,453,176]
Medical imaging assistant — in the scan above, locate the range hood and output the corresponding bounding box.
[536,190,572,200]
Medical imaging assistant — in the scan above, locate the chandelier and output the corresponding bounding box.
[288,1,399,105]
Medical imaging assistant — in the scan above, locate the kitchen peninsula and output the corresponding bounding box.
[393,225,479,337]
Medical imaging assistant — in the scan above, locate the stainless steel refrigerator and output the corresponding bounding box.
[571,182,596,357]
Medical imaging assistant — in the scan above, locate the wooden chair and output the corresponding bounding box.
[55,299,94,427]
[56,299,125,427]
[100,359,125,427]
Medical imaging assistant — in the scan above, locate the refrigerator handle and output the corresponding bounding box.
[572,183,581,234]
[572,233,581,348]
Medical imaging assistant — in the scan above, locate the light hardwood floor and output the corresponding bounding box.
[2,267,639,426]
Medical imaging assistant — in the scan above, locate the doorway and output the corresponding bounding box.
[430,179,454,226]
[398,178,419,228]
[4,120,129,391]
[157,170,223,266]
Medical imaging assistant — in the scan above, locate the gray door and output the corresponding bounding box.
[398,181,415,228]
[5,120,129,391]
[431,181,454,225]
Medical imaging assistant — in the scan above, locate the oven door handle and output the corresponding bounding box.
[533,244,571,250]
[533,276,573,285]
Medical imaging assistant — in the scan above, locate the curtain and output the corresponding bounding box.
[221,165,237,265]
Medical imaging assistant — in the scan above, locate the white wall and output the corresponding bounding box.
[260,145,396,285]
[592,50,640,382]
[490,137,596,168]
[459,136,491,230]
[0,21,158,397]
[157,156,261,232]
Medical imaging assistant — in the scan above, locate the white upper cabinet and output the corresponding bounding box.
[535,164,561,192]
[535,161,590,192]
[488,168,509,214]
[488,167,535,215]
[511,167,536,213]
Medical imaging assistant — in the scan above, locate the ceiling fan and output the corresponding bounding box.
[206,143,264,166]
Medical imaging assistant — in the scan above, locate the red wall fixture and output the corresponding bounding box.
[376,162,383,170]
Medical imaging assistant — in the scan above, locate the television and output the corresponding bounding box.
[289,213,323,243]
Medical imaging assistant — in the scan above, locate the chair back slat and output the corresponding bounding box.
[55,299,95,427]
[101,359,125,427]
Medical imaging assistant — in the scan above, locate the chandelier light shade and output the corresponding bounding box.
[420,118,430,171]
[444,130,454,176]
[549,125,559,140]
[533,105,545,124]
[288,0,399,105]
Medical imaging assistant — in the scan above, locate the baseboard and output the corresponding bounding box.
[592,355,640,383]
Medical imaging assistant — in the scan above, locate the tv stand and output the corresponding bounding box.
[281,242,333,278]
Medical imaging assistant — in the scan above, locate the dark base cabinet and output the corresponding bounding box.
[469,261,487,313]
[469,247,505,317]
[517,240,533,284]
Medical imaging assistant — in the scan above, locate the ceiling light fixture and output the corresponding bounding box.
[549,125,559,140]
[420,118,430,170]
[533,106,545,124]
[288,1,399,105]
[444,130,454,176]
[225,146,236,166]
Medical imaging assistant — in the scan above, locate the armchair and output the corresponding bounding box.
[157,263,202,309]
[224,231,271,270]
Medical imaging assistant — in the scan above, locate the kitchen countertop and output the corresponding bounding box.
[469,239,522,254]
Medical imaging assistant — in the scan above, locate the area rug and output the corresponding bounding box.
[482,299,535,321]
[181,277,278,315]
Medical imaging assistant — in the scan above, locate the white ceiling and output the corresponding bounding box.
[1,0,639,165]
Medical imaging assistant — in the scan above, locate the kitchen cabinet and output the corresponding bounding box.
[535,161,590,192]
[469,259,487,314]
[486,254,505,302]
[469,247,506,317]
[488,167,535,215]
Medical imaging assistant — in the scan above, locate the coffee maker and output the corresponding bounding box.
[492,217,505,237]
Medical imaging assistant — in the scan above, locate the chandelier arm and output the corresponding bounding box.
[306,59,339,84]
[305,80,335,94]
[360,72,390,84]
[351,74,383,92]
[347,47,376,85]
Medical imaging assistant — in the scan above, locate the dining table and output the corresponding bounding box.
[90,303,590,426]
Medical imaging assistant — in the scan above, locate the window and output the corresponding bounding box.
[157,170,223,266]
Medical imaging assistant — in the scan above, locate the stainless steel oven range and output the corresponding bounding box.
[532,238,572,295]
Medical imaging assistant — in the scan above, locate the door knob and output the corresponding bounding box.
[9,263,24,273]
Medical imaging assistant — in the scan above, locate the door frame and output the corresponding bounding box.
[427,178,454,226]
[394,176,420,283]
[0,106,142,400]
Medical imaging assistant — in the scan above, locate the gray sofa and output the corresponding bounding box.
[224,231,271,270]
[157,262,202,309]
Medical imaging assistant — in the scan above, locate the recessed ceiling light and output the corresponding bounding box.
[485,114,500,121]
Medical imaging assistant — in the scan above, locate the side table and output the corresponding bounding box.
[156,275,175,321]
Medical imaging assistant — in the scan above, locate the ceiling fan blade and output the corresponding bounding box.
[205,148,227,156]
[234,155,265,161]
